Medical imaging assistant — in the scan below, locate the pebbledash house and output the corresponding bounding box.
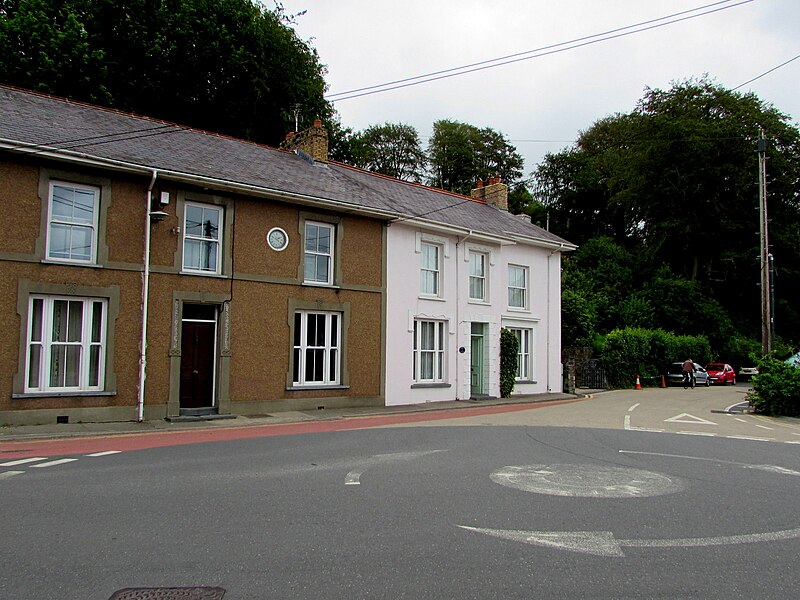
[0,85,575,426]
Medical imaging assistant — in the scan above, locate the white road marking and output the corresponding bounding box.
[0,457,47,467]
[490,464,682,498]
[344,471,362,485]
[627,426,665,433]
[755,424,775,430]
[30,458,78,468]
[459,525,800,557]
[628,404,640,412]
[726,435,771,442]
[735,418,747,423]
[337,450,445,485]
[786,441,800,445]
[624,415,631,430]
[619,450,800,476]
[87,450,121,457]
[0,471,25,480]
[665,413,717,425]
[676,431,716,437]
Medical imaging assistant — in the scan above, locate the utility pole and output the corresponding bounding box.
[758,128,772,354]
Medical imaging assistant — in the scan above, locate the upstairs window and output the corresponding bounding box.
[420,242,441,296]
[304,221,335,285]
[469,251,487,301]
[47,181,99,264]
[508,265,528,309]
[183,203,223,274]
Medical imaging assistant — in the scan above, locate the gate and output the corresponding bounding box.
[576,358,608,389]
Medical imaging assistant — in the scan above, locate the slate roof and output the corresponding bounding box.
[0,85,574,249]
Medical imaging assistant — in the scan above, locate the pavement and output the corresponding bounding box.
[0,390,596,442]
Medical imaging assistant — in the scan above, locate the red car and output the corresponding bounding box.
[705,363,736,385]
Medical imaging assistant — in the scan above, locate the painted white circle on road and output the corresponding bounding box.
[490,464,683,498]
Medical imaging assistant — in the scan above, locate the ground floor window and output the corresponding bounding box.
[25,295,107,392]
[510,327,532,381]
[293,310,341,386]
[413,320,446,383]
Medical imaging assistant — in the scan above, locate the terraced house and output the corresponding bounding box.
[0,85,574,426]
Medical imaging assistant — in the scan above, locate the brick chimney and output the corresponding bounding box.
[471,176,508,211]
[281,119,328,163]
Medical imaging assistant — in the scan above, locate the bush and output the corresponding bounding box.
[747,358,800,416]
[500,328,519,397]
[598,327,711,388]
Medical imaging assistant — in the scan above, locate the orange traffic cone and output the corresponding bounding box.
[635,374,642,390]
[660,374,666,388]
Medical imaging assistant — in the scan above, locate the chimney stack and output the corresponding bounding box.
[281,119,328,163]
[471,176,508,211]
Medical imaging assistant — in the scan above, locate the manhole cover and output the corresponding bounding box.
[109,587,225,600]
[490,464,683,498]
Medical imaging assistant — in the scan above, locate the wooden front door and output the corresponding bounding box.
[180,307,217,410]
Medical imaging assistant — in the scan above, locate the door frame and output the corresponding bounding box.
[179,309,218,412]
[470,322,486,397]
[166,294,232,419]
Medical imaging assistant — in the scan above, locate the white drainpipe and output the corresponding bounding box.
[137,170,158,422]
[456,230,473,399]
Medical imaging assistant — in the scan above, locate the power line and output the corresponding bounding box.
[733,53,800,90]
[326,0,753,102]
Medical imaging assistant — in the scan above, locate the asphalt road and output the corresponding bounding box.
[2,384,799,599]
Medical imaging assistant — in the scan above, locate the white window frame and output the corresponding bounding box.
[508,264,529,309]
[304,221,335,285]
[25,295,107,392]
[510,327,533,381]
[420,242,441,296]
[46,181,100,264]
[293,310,341,386]
[413,320,446,383]
[469,251,487,302]
[183,202,223,274]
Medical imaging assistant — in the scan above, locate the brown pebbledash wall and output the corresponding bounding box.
[0,156,386,425]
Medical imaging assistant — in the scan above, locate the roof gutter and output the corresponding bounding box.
[0,139,403,221]
[0,138,579,251]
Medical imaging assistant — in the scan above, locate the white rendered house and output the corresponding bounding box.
[384,179,575,406]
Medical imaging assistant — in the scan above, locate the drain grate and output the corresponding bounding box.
[108,587,225,600]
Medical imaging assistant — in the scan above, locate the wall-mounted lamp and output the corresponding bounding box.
[149,190,170,222]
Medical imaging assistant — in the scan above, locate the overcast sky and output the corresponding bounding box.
[280,0,799,175]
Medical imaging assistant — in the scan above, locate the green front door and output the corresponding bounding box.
[470,323,485,396]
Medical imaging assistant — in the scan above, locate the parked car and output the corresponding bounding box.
[665,362,710,387]
[705,363,736,385]
[738,366,759,381]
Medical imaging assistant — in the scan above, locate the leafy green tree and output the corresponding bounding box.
[0,0,331,146]
[427,119,524,196]
[350,122,426,181]
[537,77,800,345]
[561,288,596,348]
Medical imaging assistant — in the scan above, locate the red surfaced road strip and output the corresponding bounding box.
[0,398,581,460]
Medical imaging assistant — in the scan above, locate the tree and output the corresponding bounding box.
[0,0,331,146]
[536,77,800,346]
[427,119,524,196]
[350,122,426,182]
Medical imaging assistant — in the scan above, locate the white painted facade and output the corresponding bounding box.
[385,220,565,406]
